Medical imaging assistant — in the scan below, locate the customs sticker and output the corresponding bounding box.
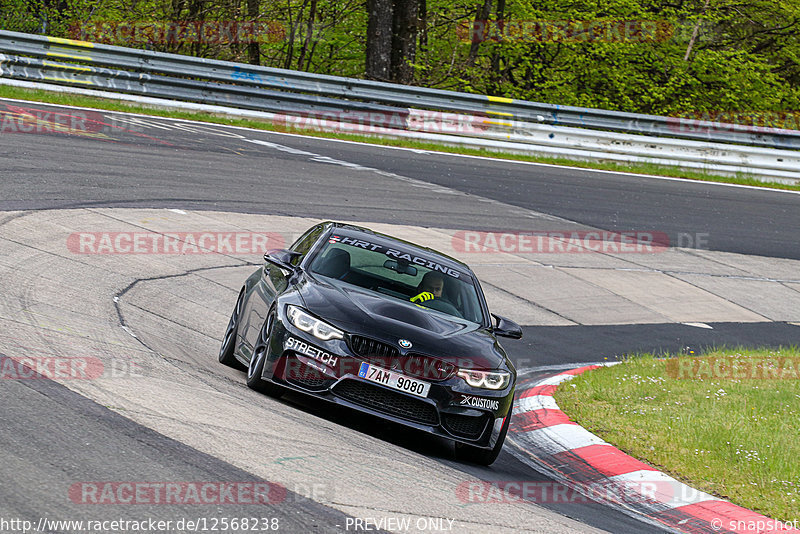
[459,395,500,411]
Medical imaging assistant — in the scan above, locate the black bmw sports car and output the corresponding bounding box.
[219,222,522,465]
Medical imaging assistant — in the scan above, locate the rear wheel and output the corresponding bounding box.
[219,288,246,370]
[246,310,285,399]
[454,408,511,466]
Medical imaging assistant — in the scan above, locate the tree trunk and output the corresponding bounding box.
[489,0,504,93]
[247,0,260,65]
[390,0,418,84]
[188,0,204,56]
[467,0,492,67]
[684,0,710,61]
[418,0,427,51]
[366,0,393,80]
[297,0,318,70]
[284,0,310,69]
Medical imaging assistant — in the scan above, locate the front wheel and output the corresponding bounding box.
[454,408,511,466]
[246,311,285,399]
[219,288,246,370]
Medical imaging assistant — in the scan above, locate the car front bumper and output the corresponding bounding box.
[259,315,515,450]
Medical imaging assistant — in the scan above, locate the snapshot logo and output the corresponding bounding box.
[69,482,286,505]
[69,20,286,45]
[0,355,139,380]
[458,19,674,44]
[456,480,709,506]
[452,230,670,254]
[667,357,800,380]
[67,232,285,255]
[718,519,800,532]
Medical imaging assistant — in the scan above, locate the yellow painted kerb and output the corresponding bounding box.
[487,95,513,104]
[47,36,95,48]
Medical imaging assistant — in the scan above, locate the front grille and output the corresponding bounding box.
[349,336,455,381]
[333,379,438,425]
[443,413,490,439]
[349,335,399,359]
[285,355,329,390]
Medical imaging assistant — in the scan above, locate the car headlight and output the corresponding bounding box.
[286,305,343,341]
[457,369,510,390]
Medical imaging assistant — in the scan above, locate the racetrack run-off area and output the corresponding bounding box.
[2,99,800,534]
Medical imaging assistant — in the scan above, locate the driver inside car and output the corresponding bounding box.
[411,272,444,304]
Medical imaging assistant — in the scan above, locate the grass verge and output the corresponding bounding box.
[1,84,799,192]
[553,347,800,522]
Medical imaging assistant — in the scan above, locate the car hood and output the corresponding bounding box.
[296,274,506,369]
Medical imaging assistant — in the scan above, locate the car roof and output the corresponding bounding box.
[322,221,475,276]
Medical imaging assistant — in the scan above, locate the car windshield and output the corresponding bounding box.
[309,235,486,324]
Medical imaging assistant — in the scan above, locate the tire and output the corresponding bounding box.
[454,408,511,466]
[219,288,247,370]
[246,310,285,399]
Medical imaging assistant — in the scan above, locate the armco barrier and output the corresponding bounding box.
[1,29,799,182]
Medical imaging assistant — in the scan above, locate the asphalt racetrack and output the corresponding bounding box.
[2,99,799,533]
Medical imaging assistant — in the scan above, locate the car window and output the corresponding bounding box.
[309,238,486,324]
[289,225,324,266]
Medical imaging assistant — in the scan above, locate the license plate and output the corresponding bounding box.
[358,362,430,398]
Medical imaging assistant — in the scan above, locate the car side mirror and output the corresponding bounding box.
[491,313,523,339]
[264,249,302,272]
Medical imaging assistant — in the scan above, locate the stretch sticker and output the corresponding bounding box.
[285,337,338,367]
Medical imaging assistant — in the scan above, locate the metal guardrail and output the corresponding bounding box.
[1,29,800,150]
[0,29,799,183]
[0,53,403,120]
[5,73,799,182]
